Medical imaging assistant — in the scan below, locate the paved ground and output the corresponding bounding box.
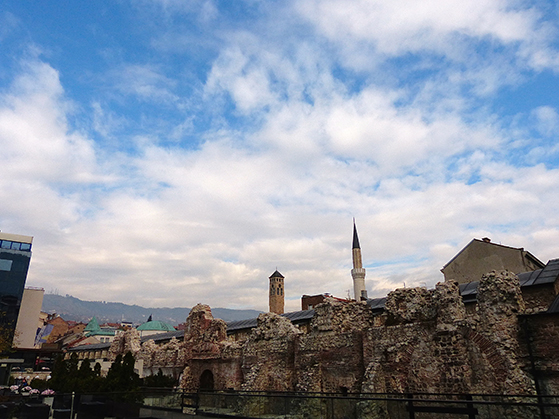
[140,407,198,418]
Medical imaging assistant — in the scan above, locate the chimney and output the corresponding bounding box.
[482,237,491,243]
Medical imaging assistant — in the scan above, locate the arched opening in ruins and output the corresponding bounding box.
[199,369,214,391]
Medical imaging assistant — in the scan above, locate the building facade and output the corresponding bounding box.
[0,232,33,347]
[13,287,44,349]
[441,237,544,284]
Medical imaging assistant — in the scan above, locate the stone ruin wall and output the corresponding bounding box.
[108,270,559,398]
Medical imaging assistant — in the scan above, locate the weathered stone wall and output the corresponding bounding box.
[522,284,556,314]
[241,312,300,391]
[294,298,373,393]
[106,270,559,407]
[109,328,141,359]
[521,313,559,397]
[362,281,473,395]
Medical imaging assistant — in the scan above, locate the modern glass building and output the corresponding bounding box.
[0,232,33,344]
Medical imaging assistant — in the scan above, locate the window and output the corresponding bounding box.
[0,241,31,251]
[0,259,12,271]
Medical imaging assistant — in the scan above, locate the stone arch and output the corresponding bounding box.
[200,369,214,391]
[378,328,440,394]
[466,329,509,393]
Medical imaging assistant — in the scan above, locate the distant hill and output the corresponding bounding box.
[41,294,262,326]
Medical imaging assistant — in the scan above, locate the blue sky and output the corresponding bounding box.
[2,0,559,312]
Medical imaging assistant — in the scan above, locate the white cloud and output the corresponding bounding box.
[0,61,98,183]
[295,0,558,69]
[110,64,179,104]
[532,105,559,137]
[3,1,559,316]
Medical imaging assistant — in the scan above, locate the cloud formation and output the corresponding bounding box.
[1,1,559,313]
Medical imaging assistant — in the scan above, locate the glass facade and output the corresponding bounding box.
[0,234,33,346]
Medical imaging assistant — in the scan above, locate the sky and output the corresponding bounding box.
[2,0,559,313]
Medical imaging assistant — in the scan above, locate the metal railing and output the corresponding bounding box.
[181,390,559,419]
[1,389,559,418]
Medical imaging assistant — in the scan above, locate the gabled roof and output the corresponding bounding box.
[442,238,545,270]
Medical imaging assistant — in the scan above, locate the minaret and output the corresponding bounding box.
[269,270,285,314]
[351,221,367,301]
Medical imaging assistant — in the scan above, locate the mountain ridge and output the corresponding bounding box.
[41,294,262,326]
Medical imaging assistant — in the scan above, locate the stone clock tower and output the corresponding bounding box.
[269,270,285,314]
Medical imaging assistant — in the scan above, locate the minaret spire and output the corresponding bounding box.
[351,220,367,301]
[352,218,361,251]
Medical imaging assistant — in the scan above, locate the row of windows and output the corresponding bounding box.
[0,240,31,252]
[270,287,283,296]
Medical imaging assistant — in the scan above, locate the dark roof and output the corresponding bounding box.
[226,318,258,332]
[456,258,559,305]
[458,281,479,303]
[547,294,559,313]
[226,310,316,333]
[366,297,386,311]
[68,342,111,352]
[283,309,315,323]
[269,270,284,279]
[518,259,559,286]
[518,269,543,286]
[353,223,360,249]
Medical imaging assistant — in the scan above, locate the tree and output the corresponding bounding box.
[49,352,140,398]
[0,312,18,354]
[143,368,177,388]
[103,352,141,402]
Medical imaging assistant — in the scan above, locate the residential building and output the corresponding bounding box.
[441,237,544,284]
